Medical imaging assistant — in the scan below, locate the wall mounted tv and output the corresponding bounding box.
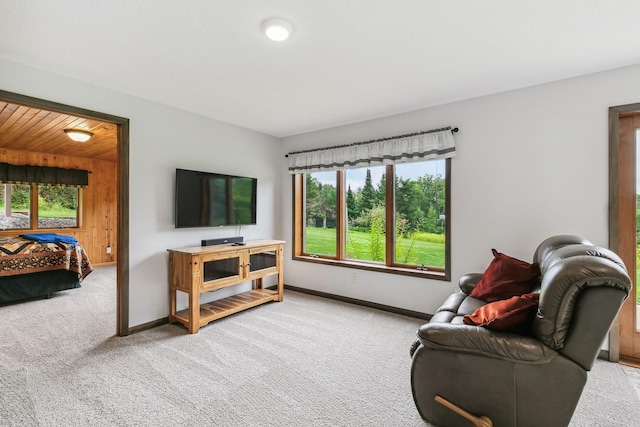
[175,168,257,228]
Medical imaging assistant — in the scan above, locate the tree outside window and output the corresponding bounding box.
[0,183,80,230]
[294,159,450,279]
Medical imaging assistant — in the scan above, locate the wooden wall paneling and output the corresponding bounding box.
[0,105,28,135]
[0,102,118,162]
[30,113,71,149]
[0,102,17,123]
[2,106,38,141]
[0,148,117,266]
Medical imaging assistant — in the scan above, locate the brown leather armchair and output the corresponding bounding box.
[410,235,632,427]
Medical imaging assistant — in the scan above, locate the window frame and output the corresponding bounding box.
[0,182,82,231]
[292,159,451,281]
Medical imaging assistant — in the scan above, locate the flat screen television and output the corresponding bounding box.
[175,168,257,228]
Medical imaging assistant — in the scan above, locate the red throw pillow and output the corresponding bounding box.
[463,293,540,334]
[469,249,540,302]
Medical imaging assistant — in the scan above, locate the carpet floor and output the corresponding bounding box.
[1,266,639,426]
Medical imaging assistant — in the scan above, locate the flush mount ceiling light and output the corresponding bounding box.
[64,129,93,142]
[263,18,292,41]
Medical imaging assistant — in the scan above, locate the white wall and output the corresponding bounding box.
[280,63,640,316]
[0,57,282,327]
[3,56,639,328]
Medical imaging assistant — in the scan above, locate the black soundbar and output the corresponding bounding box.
[201,236,244,246]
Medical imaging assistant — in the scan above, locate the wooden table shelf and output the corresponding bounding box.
[168,240,285,333]
[173,289,279,327]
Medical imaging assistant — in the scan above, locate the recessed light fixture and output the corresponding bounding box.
[263,18,292,41]
[64,129,93,142]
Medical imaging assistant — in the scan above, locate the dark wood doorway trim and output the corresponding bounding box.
[0,89,130,336]
[609,102,640,362]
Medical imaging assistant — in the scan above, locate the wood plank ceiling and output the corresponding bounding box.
[0,101,117,162]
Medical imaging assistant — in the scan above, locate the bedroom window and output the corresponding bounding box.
[0,163,87,231]
[0,183,80,230]
[0,183,31,229]
[37,186,79,228]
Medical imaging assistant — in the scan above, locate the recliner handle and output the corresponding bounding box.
[435,395,493,427]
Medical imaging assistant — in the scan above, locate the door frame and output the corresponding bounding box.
[0,89,130,336]
[609,102,640,362]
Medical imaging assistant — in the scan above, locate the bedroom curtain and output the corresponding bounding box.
[287,127,456,174]
[0,162,89,187]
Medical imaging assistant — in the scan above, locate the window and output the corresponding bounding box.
[0,184,31,229]
[38,185,79,228]
[345,165,387,263]
[293,158,450,279]
[289,127,455,279]
[0,183,80,230]
[304,171,337,257]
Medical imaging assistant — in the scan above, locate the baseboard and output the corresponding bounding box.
[128,285,430,335]
[92,261,117,267]
[598,349,609,361]
[283,284,432,321]
[620,355,640,368]
[128,317,169,335]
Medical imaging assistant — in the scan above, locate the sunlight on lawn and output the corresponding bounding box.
[305,226,445,267]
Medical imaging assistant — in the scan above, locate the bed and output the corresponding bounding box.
[0,235,93,303]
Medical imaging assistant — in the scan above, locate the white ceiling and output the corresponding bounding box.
[2,1,640,138]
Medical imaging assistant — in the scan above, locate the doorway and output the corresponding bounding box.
[610,103,640,364]
[0,89,129,336]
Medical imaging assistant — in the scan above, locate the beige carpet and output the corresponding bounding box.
[1,266,638,426]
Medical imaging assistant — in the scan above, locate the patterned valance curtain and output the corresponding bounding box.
[287,127,456,174]
[0,162,89,187]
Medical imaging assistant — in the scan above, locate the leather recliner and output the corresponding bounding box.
[409,235,632,427]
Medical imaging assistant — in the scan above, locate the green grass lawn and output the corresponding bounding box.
[0,204,75,218]
[38,208,76,218]
[305,226,445,267]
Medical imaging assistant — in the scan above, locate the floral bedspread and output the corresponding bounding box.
[0,237,93,280]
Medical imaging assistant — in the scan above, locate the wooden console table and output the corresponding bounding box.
[167,240,284,333]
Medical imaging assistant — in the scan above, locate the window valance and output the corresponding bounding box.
[287,127,456,174]
[0,162,89,187]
